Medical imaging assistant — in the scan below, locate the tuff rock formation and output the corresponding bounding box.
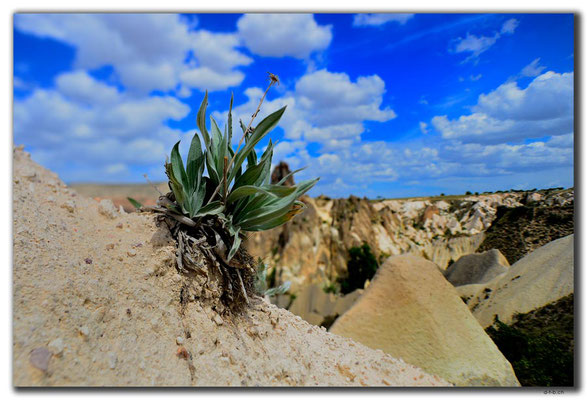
[458,235,574,328]
[330,255,520,387]
[245,192,528,292]
[444,249,509,287]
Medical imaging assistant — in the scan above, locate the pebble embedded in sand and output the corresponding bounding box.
[176,336,184,345]
[78,325,90,338]
[30,347,52,372]
[48,338,65,356]
[107,352,118,369]
[127,249,137,257]
[61,200,76,213]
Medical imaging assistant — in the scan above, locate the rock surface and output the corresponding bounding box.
[329,255,520,387]
[288,284,363,327]
[13,147,448,387]
[244,192,522,292]
[458,235,574,328]
[444,249,509,287]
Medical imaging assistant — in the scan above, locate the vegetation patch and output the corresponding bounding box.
[338,242,379,294]
[136,75,318,312]
[486,294,574,386]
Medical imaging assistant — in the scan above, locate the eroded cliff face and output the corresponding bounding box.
[245,188,573,294]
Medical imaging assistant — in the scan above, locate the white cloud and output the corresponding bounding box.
[500,18,520,35]
[56,70,119,105]
[14,14,252,93]
[452,33,499,58]
[180,67,246,92]
[14,71,191,181]
[451,18,519,61]
[520,58,546,77]
[214,69,395,151]
[353,13,414,27]
[431,71,573,144]
[237,14,332,59]
[419,121,429,134]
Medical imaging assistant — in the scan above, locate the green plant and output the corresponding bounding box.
[254,259,290,297]
[162,77,318,262]
[338,242,379,294]
[322,282,338,294]
[148,74,318,308]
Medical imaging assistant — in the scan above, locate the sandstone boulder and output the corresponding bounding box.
[459,235,574,328]
[13,147,447,387]
[330,255,519,386]
[444,249,509,287]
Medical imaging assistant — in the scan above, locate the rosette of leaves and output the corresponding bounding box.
[163,91,319,265]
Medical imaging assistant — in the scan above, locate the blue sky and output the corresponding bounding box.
[13,13,574,198]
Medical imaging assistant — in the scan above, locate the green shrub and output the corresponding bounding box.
[322,282,338,294]
[486,294,574,386]
[162,85,318,261]
[338,243,379,294]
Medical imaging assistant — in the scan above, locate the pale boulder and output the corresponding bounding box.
[444,249,509,287]
[330,255,519,386]
[460,235,574,328]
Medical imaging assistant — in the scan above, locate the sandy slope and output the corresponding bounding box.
[12,146,448,387]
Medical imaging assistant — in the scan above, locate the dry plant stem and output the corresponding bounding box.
[143,173,164,196]
[206,78,276,205]
[236,269,249,304]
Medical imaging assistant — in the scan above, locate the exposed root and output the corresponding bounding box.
[152,204,258,314]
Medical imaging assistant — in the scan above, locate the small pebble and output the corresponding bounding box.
[176,347,189,359]
[29,347,52,372]
[78,325,90,337]
[107,352,118,369]
[48,338,65,356]
[84,258,92,264]
[116,223,123,229]
[61,200,76,213]
[176,336,184,345]
[127,249,137,257]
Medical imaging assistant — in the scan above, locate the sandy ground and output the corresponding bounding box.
[12,146,449,387]
[70,182,168,211]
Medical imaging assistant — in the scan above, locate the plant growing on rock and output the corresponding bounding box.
[146,73,318,309]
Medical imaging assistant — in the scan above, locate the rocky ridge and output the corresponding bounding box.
[245,190,561,292]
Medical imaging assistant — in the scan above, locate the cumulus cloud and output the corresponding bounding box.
[353,13,414,27]
[451,18,519,61]
[214,69,395,151]
[431,71,573,144]
[14,71,191,181]
[237,14,332,59]
[14,14,252,93]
